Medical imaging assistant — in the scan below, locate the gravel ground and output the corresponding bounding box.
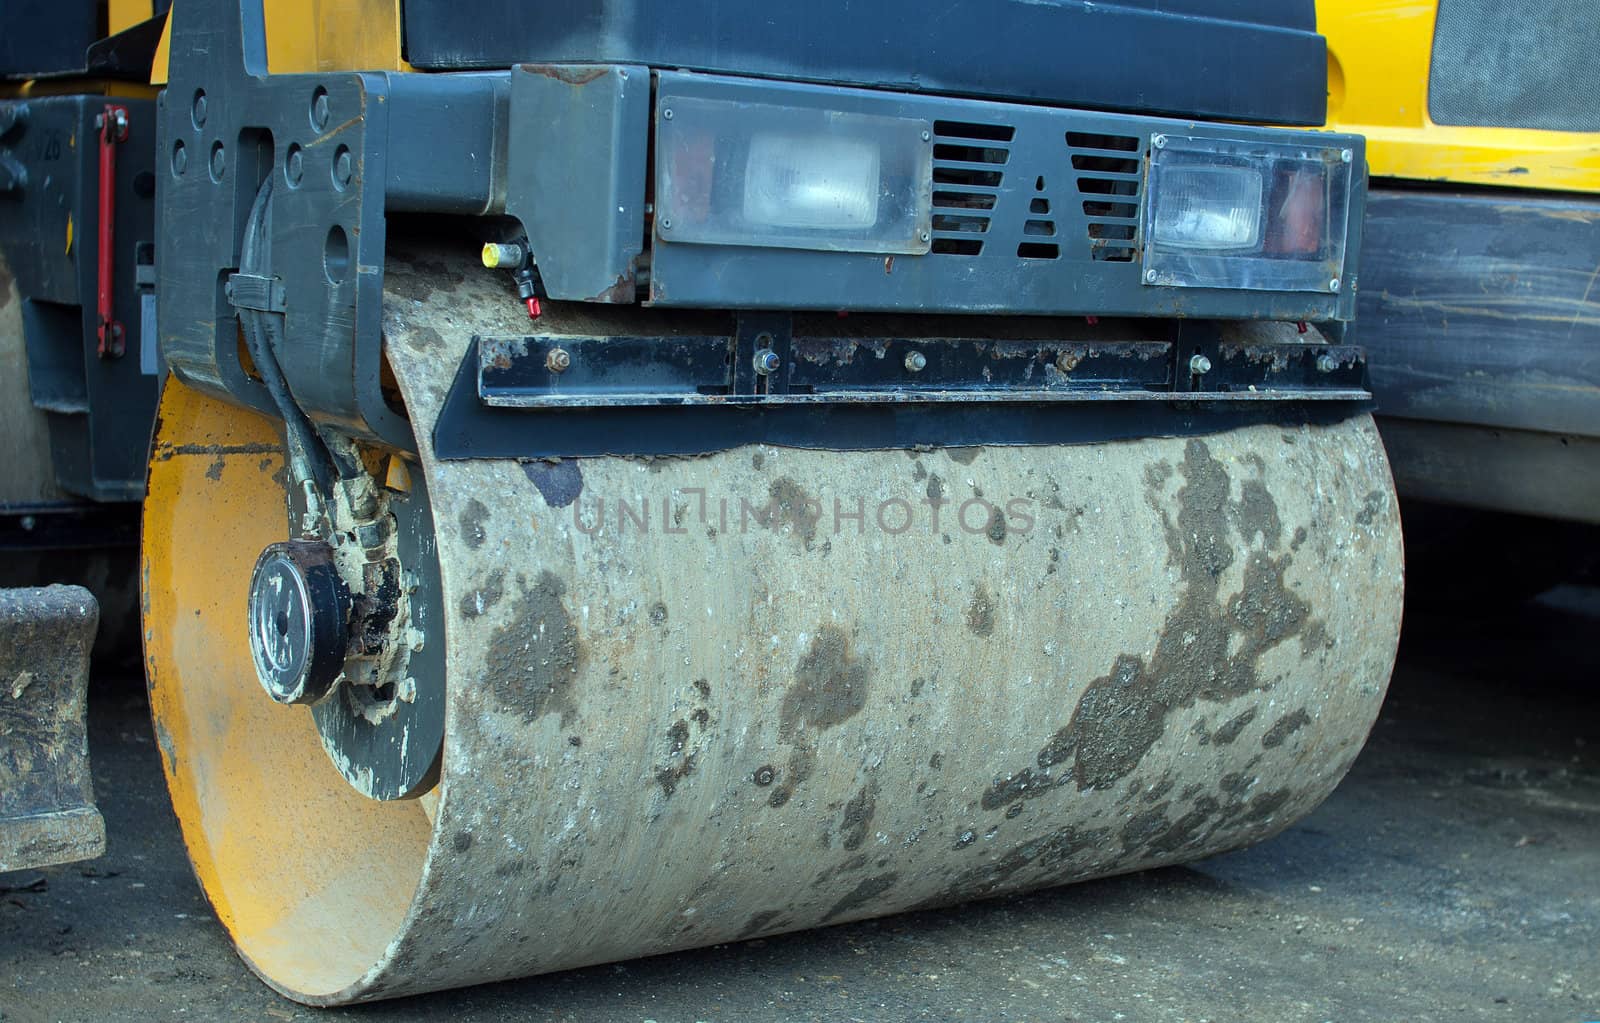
[2,591,1597,1023]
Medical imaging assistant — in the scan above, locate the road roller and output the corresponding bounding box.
[6,0,1402,1005]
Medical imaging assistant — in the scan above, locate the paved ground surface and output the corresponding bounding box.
[2,586,1597,1022]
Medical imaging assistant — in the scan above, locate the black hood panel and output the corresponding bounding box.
[401,0,1326,126]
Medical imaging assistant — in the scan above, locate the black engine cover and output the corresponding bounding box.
[400,0,1327,126]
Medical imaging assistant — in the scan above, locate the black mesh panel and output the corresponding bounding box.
[1429,0,1600,132]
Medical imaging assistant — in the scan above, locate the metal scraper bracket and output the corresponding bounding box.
[434,322,1370,459]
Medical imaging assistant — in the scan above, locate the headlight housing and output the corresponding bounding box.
[1143,133,1354,293]
[655,96,934,254]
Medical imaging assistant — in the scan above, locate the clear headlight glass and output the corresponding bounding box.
[742,134,882,230]
[1148,165,1263,250]
[655,96,933,254]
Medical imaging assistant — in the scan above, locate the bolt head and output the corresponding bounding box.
[904,350,927,372]
[192,93,207,128]
[1316,353,1339,374]
[171,140,187,175]
[1189,353,1212,375]
[285,148,304,186]
[334,149,353,186]
[311,90,330,130]
[1340,148,1353,163]
[1152,133,1167,150]
[753,349,781,375]
[1329,277,1341,293]
[545,347,571,374]
[1145,268,1159,284]
[208,143,226,180]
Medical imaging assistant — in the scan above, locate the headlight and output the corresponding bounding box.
[1143,133,1355,293]
[655,96,933,254]
[1148,165,1263,250]
[742,134,881,230]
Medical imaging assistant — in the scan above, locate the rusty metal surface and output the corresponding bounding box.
[0,585,103,872]
[214,245,1407,1004]
[0,252,60,505]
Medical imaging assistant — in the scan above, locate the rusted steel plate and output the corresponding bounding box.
[0,585,103,872]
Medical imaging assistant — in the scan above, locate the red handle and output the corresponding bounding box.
[96,104,128,359]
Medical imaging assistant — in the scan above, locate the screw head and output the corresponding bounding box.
[545,347,571,374]
[661,108,674,120]
[753,349,780,376]
[1316,353,1338,374]
[1329,277,1341,293]
[1340,148,1353,163]
[333,147,353,187]
[1152,133,1167,150]
[285,146,304,186]
[904,350,927,373]
[919,230,931,243]
[1145,268,1159,284]
[1189,353,1212,375]
[921,130,931,142]
[659,217,672,231]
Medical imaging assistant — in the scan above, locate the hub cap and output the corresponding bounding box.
[247,540,349,705]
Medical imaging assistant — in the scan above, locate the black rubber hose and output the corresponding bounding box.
[236,178,360,497]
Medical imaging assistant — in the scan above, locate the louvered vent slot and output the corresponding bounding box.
[930,120,1013,256]
[1068,132,1142,262]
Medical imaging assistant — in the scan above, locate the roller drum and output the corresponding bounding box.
[142,250,1403,1004]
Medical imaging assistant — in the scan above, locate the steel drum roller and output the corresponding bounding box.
[142,249,1403,1004]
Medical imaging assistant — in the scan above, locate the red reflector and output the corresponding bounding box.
[1264,166,1325,257]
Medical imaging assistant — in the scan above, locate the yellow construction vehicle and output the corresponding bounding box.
[1323,0,1600,522]
[4,0,1404,1004]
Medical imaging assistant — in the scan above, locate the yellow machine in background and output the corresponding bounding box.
[1321,0,1600,523]
[1323,0,1600,192]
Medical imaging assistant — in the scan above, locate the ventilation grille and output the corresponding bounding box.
[1069,132,1142,262]
[929,120,1013,257]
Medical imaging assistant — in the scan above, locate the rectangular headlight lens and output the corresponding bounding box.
[1148,166,1263,250]
[742,134,881,230]
[1143,133,1354,293]
[656,96,933,254]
